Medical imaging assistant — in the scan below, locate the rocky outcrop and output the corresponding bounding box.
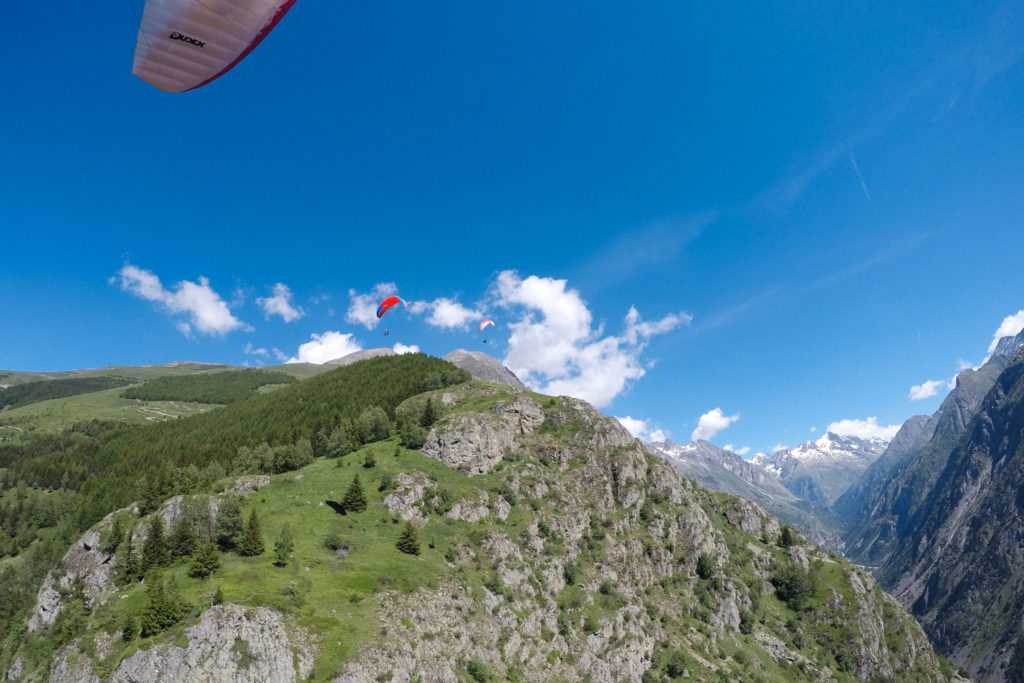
[27,478,270,635]
[27,512,126,632]
[105,605,317,683]
[383,471,433,523]
[446,491,492,522]
[421,394,544,475]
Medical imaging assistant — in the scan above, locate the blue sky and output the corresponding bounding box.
[3,2,1024,456]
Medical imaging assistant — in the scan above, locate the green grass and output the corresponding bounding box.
[0,388,218,443]
[85,438,518,680]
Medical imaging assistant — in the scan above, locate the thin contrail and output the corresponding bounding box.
[850,155,873,202]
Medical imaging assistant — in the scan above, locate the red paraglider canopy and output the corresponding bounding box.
[377,296,407,319]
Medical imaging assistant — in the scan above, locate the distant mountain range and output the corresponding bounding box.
[753,432,889,506]
[647,439,845,549]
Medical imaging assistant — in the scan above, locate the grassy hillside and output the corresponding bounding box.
[0,388,217,444]
[121,368,297,404]
[0,376,137,412]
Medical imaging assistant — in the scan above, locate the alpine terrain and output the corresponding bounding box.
[0,353,961,682]
[836,330,1024,680]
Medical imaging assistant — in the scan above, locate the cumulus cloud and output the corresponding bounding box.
[114,264,248,336]
[244,342,269,357]
[346,283,398,329]
[988,310,1024,354]
[494,271,689,407]
[724,444,751,456]
[392,343,420,354]
[825,416,900,440]
[409,297,479,329]
[908,379,945,401]
[257,283,304,322]
[286,331,362,364]
[615,416,667,442]
[691,408,740,442]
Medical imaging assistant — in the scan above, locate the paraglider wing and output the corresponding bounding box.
[478,319,494,332]
[132,0,298,93]
[376,296,407,319]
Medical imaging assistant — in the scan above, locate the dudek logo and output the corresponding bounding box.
[168,31,206,48]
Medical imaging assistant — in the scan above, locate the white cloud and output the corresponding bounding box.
[346,283,398,329]
[494,271,689,407]
[723,444,751,456]
[392,343,420,354]
[825,416,900,440]
[691,408,740,442]
[988,310,1024,354]
[257,283,304,323]
[411,297,479,329]
[244,342,269,357]
[286,331,362,364]
[115,264,248,336]
[908,379,944,401]
[772,444,787,453]
[615,416,666,442]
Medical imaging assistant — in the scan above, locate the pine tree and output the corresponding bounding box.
[237,510,264,556]
[396,521,420,555]
[420,397,439,428]
[342,474,367,513]
[140,515,168,573]
[273,523,294,566]
[169,516,197,559]
[115,529,139,585]
[779,525,795,548]
[139,572,182,637]
[311,428,328,459]
[103,515,124,555]
[214,495,243,550]
[188,541,220,578]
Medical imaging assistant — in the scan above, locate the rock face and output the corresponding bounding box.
[27,511,128,632]
[869,348,1024,680]
[105,605,317,683]
[383,471,433,523]
[443,349,526,389]
[421,394,544,474]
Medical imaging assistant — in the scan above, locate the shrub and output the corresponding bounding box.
[770,561,815,611]
[696,552,715,580]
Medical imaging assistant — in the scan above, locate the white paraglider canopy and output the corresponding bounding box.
[132,0,297,92]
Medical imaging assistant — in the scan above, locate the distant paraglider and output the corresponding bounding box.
[479,318,494,343]
[377,296,406,335]
[132,0,298,92]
